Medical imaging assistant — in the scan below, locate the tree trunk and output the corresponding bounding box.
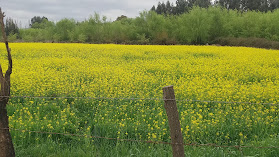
[0,103,15,157]
[0,8,15,157]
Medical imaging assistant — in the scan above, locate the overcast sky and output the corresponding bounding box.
[1,0,178,28]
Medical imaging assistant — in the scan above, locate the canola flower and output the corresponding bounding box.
[0,43,278,146]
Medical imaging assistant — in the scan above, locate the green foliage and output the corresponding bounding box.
[213,37,279,49]
[152,0,279,15]
[30,16,48,28]
[187,7,210,44]
[77,34,87,43]
[5,17,19,38]
[8,33,18,42]
[12,7,279,47]
[19,29,43,42]
[31,19,54,29]
[208,6,227,42]
[217,0,279,12]
[54,19,76,42]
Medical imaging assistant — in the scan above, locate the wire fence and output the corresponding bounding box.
[1,95,279,151]
[1,127,279,149]
[1,95,279,106]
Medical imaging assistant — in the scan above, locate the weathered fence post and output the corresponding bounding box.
[163,85,185,157]
[0,8,15,157]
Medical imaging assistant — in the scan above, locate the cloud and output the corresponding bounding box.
[1,0,177,27]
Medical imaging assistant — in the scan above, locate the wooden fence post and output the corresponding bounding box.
[163,85,185,157]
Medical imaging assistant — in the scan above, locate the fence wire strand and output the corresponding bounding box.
[2,95,279,150]
[1,95,279,106]
[1,127,279,149]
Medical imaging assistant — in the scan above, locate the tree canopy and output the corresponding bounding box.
[30,16,48,28]
[152,0,279,15]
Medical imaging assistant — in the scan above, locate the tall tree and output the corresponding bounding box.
[151,5,156,12]
[166,1,173,14]
[269,0,279,10]
[217,0,279,11]
[217,0,241,10]
[156,2,163,14]
[161,2,167,14]
[30,16,48,28]
[116,15,128,21]
[54,19,76,41]
[188,0,211,8]
[241,0,262,11]
[5,18,19,36]
[175,0,189,14]
[208,7,226,41]
[259,0,269,12]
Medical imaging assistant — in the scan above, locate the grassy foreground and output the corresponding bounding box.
[0,43,278,156]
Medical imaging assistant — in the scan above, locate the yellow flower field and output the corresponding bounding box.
[1,43,278,147]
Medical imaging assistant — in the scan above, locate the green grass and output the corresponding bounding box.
[8,98,279,157]
[13,137,279,157]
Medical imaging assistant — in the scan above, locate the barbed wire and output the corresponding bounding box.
[1,127,279,149]
[1,95,279,106]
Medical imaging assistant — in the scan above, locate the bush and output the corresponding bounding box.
[213,37,279,50]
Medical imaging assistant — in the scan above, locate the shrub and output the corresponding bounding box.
[213,37,279,50]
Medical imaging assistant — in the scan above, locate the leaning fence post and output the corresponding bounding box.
[163,85,185,157]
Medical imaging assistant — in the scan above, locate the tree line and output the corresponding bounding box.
[1,5,279,45]
[152,0,279,14]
